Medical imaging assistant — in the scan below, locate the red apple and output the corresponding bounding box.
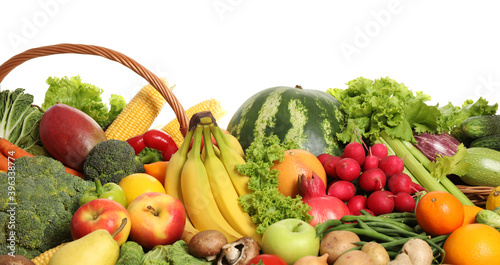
[70,198,132,246]
[127,192,186,249]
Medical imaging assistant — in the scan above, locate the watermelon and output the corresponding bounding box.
[227,86,345,156]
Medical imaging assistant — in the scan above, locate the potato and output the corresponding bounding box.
[333,250,374,265]
[361,241,390,265]
[401,238,434,265]
[388,253,412,265]
[320,230,360,264]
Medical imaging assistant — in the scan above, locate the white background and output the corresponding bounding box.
[1,1,499,129]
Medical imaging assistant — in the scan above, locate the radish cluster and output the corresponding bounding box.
[318,142,424,216]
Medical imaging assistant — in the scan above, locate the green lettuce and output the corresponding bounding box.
[0,88,43,153]
[41,76,126,129]
[237,134,312,234]
[327,76,498,144]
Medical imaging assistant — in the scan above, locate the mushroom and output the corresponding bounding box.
[188,230,228,261]
[217,236,260,265]
[0,254,36,265]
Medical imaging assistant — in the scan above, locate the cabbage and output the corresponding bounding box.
[0,88,43,153]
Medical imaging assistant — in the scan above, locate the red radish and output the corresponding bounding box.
[324,156,341,179]
[387,172,412,194]
[393,192,416,212]
[299,172,351,226]
[327,180,356,202]
[410,182,426,194]
[336,158,361,181]
[317,153,333,165]
[347,195,368,215]
[371,143,388,159]
[378,155,405,177]
[367,190,395,216]
[341,142,366,166]
[363,154,379,171]
[358,168,386,192]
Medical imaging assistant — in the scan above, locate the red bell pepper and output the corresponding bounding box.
[127,129,178,161]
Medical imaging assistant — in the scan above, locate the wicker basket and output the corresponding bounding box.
[457,185,494,208]
[0,43,190,136]
[0,43,191,263]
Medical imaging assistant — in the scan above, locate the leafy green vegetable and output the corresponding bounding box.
[328,76,498,144]
[0,88,44,154]
[429,144,471,182]
[117,241,145,265]
[140,240,211,265]
[41,76,126,129]
[237,134,312,234]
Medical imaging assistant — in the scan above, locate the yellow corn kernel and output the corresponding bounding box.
[31,243,66,265]
[105,79,169,141]
[162,99,226,147]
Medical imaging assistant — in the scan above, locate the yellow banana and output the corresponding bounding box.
[211,124,251,197]
[181,125,243,243]
[164,129,194,203]
[223,132,245,158]
[202,124,262,244]
[181,215,199,244]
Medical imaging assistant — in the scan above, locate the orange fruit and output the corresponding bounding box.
[271,149,327,197]
[119,173,166,205]
[415,191,464,236]
[462,205,483,226]
[442,223,500,264]
[144,161,169,185]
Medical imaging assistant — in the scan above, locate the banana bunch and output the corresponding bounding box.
[164,111,261,244]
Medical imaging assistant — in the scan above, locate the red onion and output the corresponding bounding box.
[299,172,350,226]
[413,132,461,162]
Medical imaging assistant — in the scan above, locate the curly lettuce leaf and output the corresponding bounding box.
[438,97,498,133]
[328,76,437,143]
[429,144,470,182]
[0,88,43,152]
[41,76,126,129]
[236,134,310,234]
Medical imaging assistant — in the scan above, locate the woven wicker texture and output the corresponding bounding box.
[0,43,189,136]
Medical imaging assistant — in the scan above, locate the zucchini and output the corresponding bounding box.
[470,134,500,151]
[461,115,500,139]
[460,147,500,187]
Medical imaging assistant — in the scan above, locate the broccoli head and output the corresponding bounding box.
[0,156,94,259]
[83,139,145,184]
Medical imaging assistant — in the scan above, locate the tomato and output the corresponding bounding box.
[247,254,287,265]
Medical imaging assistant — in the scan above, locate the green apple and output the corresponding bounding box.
[261,218,320,265]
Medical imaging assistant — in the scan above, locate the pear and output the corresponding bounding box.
[48,218,127,265]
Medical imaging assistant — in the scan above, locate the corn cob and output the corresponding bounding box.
[162,99,226,147]
[105,79,170,141]
[31,243,67,265]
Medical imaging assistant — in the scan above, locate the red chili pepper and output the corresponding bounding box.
[143,129,178,161]
[126,134,146,155]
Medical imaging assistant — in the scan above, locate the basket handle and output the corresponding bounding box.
[0,43,189,137]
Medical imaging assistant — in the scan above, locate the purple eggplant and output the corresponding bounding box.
[413,132,461,161]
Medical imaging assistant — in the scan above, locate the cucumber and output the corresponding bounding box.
[460,147,500,187]
[461,115,500,139]
[470,134,500,151]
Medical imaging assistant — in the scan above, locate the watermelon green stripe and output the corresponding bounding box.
[227,86,345,156]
